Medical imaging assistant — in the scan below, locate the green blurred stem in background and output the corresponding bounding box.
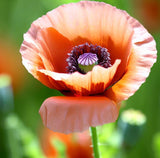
[0,74,44,158]
[0,74,14,114]
[90,126,100,158]
[0,74,14,157]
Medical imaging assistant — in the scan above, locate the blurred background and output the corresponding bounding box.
[0,0,159,157]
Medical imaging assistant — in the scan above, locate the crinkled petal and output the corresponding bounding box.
[36,27,72,73]
[20,34,55,89]
[20,26,72,90]
[39,59,121,95]
[26,1,133,83]
[39,96,118,134]
[20,1,157,101]
[105,13,157,103]
[46,1,133,82]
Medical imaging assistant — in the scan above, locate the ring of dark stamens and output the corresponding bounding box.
[66,43,112,74]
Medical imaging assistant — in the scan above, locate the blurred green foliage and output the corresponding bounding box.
[51,138,67,157]
[153,133,160,158]
[5,114,44,158]
[0,0,159,158]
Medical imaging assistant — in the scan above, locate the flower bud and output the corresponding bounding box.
[118,109,146,147]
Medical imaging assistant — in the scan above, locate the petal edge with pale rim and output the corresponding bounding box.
[39,59,121,96]
[20,25,73,90]
[22,1,133,85]
[39,96,118,134]
[105,12,157,103]
[46,1,133,83]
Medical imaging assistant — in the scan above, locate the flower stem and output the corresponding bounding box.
[90,126,100,158]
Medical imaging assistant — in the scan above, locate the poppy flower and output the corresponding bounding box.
[20,1,157,134]
[40,128,92,158]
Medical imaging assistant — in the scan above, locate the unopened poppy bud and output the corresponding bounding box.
[118,109,146,147]
[0,74,13,114]
[78,53,98,73]
[0,74,11,89]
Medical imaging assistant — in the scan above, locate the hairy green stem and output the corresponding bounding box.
[90,126,100,158]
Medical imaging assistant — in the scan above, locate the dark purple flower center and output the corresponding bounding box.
[66,43,111,74]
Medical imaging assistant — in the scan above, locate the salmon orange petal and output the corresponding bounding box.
[39,59,121,96]
[46,1,133,82]
[22,1,133,83]
[20,1,136,92]
[105,13,157,103]
[20,26,73,90]
[20,35,54,89]
[39,96,118,134]
[36,27,73,73]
